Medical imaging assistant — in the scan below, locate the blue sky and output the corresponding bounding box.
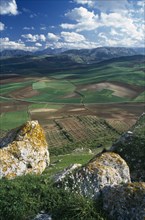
[0,0,144,51]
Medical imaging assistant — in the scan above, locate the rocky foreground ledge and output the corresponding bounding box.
[103,182,145,220]
[0,119,145,219]
[53,152,145,219]
[0,121,50,179]
[54,152,131,199]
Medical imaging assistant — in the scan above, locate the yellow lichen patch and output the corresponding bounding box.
[37,160,47,172]
[126,182,145,192]
[7,142,21,159]
[5,172,17,179]
[87,152,126,172]
[0,120,50,179]
[84,151,130,185]
[17,121,48,150]
[87,160,105,172]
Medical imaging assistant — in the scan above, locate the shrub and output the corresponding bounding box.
[0,174,107,220]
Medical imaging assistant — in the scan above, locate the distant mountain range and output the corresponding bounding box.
[0,48,67,57]
[62,47,145,64]
[0,47,144,65]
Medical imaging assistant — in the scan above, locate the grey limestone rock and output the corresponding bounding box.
[103,182,145,220]
[56,152,131,199]
[0,121,50,179]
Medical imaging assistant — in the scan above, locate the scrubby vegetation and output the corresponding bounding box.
[112,114,145,181]
[0,174,107,220]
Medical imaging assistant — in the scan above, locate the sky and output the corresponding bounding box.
[0,0,144,51]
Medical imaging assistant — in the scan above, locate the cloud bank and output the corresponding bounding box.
[0,0,18,15]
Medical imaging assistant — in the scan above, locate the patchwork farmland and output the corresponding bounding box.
[0,55,145,154]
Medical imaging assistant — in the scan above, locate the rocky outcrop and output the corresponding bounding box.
[0,121,50,179]
[54,163,82,183]
[55,152,130,199]
[103,182,145,220]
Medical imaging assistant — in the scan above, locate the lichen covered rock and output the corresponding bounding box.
[56,152,130,199]
[54,163,82,183]
[103,182,145,220]
[0,121,50,179]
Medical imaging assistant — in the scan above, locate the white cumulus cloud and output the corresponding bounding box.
[45,40,99,50]
[66,7,95,22]
[35,43,42,47]
[60,4,144,47]
[73,0,130,12]
[0,37,38,51]
[60,7,99,32]
[39,34,46,41]
[47,33,60,41]
[23,26,35,30]
[0,0,18,15]
[73,0,94,7]
[0,22,5,31]
[21,34,46,42]
[61,31,86,42]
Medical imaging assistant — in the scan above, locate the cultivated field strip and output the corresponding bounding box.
[55,117,90,142]
[45,124,68,147]
[44,116,127,148]
[106,119,134,134]
[77,115,118,135]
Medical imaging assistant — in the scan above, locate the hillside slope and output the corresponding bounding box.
[111,113,145,181]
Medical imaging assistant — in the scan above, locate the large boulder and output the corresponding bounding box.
[55,152,131,199]
[0,121,50,179]
[103,182,145,220]
[54,163,82,183]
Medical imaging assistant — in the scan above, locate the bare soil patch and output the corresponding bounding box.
[9,86,39,99]
[59,105,90,116]
[78,81,144,99]
[69,108,86,112]
[86,102,145,122]
[0,75,40,85]
[0,76,30,85]
[63,92,77,98]
[30,108,57,113]
[0,101,30,114]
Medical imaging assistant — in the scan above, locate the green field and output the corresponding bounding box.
[0,81,33,95]
[0,110,29,130]
[0,55,144,133]
[1,57,145,105]
[82,89,128,103]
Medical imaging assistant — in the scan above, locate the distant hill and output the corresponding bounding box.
[1,53,144,76]
[0,47,144,63]
[0,49,32,57]
[0,48,67,58]
[34,47,67,55]
[62,47,145,64]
